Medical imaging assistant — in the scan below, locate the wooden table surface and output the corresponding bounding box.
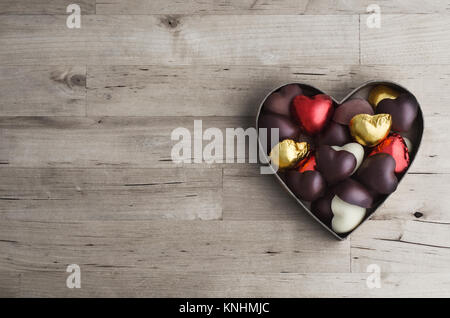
[1,0,450,297]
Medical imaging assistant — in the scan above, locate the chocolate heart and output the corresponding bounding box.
[311,190,334,227]
[331,143,364,175]
[263,84,303,117]
[334,178,373,208]
[356,153,398,194]
[291,94,334,135]
[286,170,326,202]
[369,133,410,173]
[368,85,400,107]
[258,113,299,153]
[316,145,356,185]
[330,195,366,234]
[333,98,374,125]
[376,94,419,132]
[316,121,351,146]
[257,82,424,239]
[349,113,392,147]
[311,181,371,234]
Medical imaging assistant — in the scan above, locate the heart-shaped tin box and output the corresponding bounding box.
[256,81,424,240]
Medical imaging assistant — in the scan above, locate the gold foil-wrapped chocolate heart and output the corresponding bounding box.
[368,85,400,108]
[349,114,392,147]
[269,139,310,169]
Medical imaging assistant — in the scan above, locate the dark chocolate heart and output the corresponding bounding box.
[356,153,398,194]
[316,121,352,146]
[334,178,374,208]
[311,190,334,227]
[263,84,302,117]
[286,170,326,202]
[315,145,356,185]
[258,113,299,153]
[376,94,419,132]
[333,98,374,125]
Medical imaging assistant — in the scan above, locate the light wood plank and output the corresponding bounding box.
[0,220,350,274]
[87,65,354,117]
[0,167,222,221]
[361,14,450,65]
[3,270,450,297]
[223,166,305,221]
[87,64,450,117]
[0,0,95,14]
[0,115,443,173]
[0,66,86,116]
[0,15,359,65]
[223,167,450,222]
[0,116,253,168]
[96,0,450,15]
[351,220,450,273]
[1,64,446,117]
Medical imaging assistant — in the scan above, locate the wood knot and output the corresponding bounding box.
[69,74,86,87]
[414,211,423,218]
[160,15,181,29]
[51,69,85,88]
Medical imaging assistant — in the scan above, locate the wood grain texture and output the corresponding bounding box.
[1,64,448,117]
[0,220,350,274]
[0,66,86,116]
[223,167,450,222]
[351,220,450,273]
[4,270,450,297]
[361,14,450,65]
[0,15,359,65]
[2,1,450,298]
[96,0,450,15]
[0,116,253,168]
[87,65,450,116]
[0,115,444,173]
[0,0,95,14]
[0,167,222,221]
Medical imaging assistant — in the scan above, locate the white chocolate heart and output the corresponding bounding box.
[331,195,366,234]
[402,136,413,153]
[331,142,364,175]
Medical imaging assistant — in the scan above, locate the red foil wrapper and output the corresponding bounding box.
[368,133,410,173]
[291,94,334,135]
[298,154,317,173]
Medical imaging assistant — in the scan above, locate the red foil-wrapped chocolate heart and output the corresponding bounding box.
[291,94,334,135]
[368,133,410,173]
[297,154,317,173]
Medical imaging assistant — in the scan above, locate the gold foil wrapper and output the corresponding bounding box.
[349,114,392,147]
[269,139,310,169]
[368,85,400,108]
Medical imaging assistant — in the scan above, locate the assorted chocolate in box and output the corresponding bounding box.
[257,81,423,239]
